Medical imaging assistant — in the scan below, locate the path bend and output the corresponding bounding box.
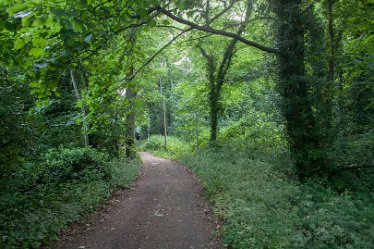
[53,152,219,249]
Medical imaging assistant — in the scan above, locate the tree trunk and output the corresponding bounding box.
[159,76,167,150]
[124,72,137,158]
[276,0,327,180]
[198,5,246,142]
[209,92,219,141]
[124,33,138,158]
[70,69,89,147]
[198,44,219,142]
[322,0,336,144]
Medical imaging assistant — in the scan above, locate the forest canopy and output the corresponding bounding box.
[0,0,373,248]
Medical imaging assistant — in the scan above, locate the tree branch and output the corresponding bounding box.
[154,6,278,54]
[301,0,317,16]
[209,0,239,25]
[155,25,185,31]
[128,28,193,80]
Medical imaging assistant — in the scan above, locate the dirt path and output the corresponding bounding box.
[53,152,219,249]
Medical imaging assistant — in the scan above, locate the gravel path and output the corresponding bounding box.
[53,152,220,249]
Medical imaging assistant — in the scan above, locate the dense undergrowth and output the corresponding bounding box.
[143,135,374,249]
[0,147,140,249]
[139,135,193,159]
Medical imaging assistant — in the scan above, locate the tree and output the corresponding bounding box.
[194,0,252,142]
[274,0,329,179]
[153,1,329,178]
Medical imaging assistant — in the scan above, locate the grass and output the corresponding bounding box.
[0,147,141,249]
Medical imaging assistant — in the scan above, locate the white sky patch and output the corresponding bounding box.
[118,88,126,97]
[14,11,33,18]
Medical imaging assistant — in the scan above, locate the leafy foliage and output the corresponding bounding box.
[140,135,192,159]
[179,146,374,249]
[0,147,140,249]
[0,0,373,248]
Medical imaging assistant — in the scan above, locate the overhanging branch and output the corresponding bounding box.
[154,6,278,54]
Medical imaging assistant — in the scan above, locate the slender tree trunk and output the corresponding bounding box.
[124,33,138,158]
[199,3,248,142]
[276,0,327,180]
[159,76,167,150]
[70,69,89,147]
[124,70,137,158]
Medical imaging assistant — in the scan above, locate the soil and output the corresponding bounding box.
[51,152,220,249]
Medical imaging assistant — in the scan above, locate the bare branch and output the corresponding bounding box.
[209,0,239,25]
[155,25,185,31]
[185,33,214,42]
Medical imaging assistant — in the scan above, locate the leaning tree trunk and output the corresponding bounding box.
[276,0,327,180]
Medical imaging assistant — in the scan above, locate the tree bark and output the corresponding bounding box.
[155,6,278,54]
[276,0,327,180]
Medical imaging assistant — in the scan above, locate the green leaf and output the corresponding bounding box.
[162,19,170,26]
[45,15,55,28]
[29,81,40,88]
[14,38,26,49]
[6,4,28,16]
[29,47,45,58]
[32,18,46,27]
[32,37,47,47]
[72,19,84,33]
[186,11,194,18]
[61,18,73,30]
[148,19,157,27]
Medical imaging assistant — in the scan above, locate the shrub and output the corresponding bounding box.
[13,147,110,193]
[0,147,140,249]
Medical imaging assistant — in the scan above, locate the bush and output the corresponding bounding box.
[13,147,110,193]
[0,147,140,249]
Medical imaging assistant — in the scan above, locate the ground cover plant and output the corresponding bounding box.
[179,145,374,249]
[139,135,192,159]
[0,147,140,249]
